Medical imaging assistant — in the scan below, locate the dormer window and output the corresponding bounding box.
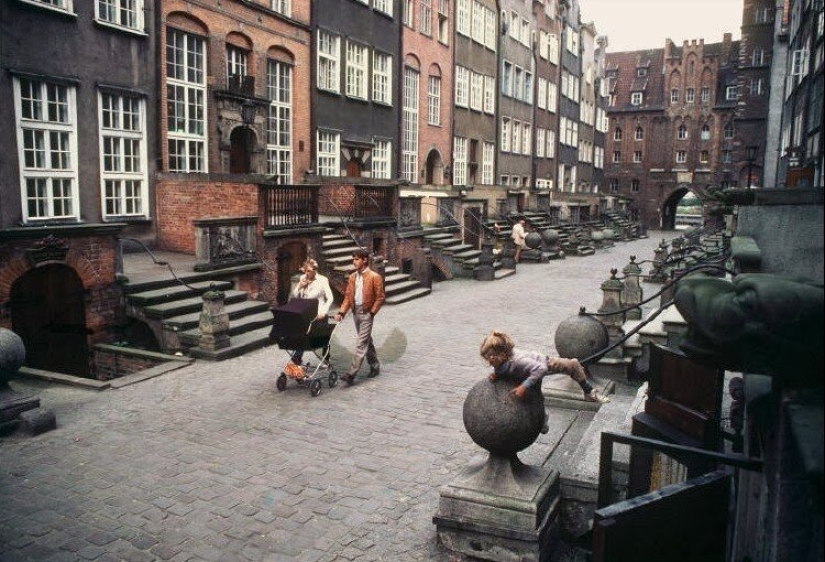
[630,92,643,106]
[636,67,647,77]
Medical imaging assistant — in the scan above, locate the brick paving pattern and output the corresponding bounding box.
[1,234,663,561]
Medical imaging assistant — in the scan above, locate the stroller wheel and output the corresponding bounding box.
[328,371,338,388]
[310,379,323,397]
[276,373,287,392]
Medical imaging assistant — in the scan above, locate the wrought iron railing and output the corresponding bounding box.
[355,185,394,218]
[260,184,319,228]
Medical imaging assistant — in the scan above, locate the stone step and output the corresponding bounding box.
[322,244,362,258]
[385,279,422,297]
[140,290,249,319]
[454,249,481,260]
[494,268,516,280]
[126,280,234,307]
[188,326,274,361]
[384,286,432,305]
[165,299,272,332]
[322,238,356,250]
[178,309,275,348]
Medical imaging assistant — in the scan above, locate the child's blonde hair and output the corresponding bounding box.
[480,330,515,362]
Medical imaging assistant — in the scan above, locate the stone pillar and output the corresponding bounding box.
[597,269,625,360]
[649,240,669,282]
[371,254,387,282]
[198,289,231,352]
[473,237,496,281]
[622,256,643,320]
[413,246,433,289]
[500,237,517,270]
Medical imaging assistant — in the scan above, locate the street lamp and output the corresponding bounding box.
[745,145,758,189]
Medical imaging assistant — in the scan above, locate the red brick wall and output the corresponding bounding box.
[92,348,164,380]
[155,178,259,253]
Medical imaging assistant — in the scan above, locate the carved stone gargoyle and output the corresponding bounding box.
[674,273,824,386]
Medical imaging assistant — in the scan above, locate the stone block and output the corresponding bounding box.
[17,407,57,436]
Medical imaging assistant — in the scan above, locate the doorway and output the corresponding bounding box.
[277,242,307,305]
[230,126,255,173]
[10,264,89,377]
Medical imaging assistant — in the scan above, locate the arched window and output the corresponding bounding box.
[677,124,688,140]
[635,126,644,140]
[614,127,623,141]
[701,124,711,140]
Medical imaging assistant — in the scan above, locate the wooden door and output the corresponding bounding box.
[10,264,89,377]
[463,206,480,248]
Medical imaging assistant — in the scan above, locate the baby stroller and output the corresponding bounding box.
[269,297,340,397]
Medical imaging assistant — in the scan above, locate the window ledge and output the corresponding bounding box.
[93,19,148,38]
[16,0,77,18]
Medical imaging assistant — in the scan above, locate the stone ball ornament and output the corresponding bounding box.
[541,229,560,245]
[0,327,27,384]
[590,230,604,242]
[554,309,609,361]
[525,231,542,250]
[463,377,545,457]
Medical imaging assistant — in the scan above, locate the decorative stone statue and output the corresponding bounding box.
[674,273,824,385]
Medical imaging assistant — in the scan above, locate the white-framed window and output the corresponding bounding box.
[96,0,144,32]
[346,41,368,99]
[271,0,291,17]
[428,75,441,125]
[317,30,340,93]
[502,61,513,96]
[594,146,603,169]
[750,78,763,96]
[635,126,643,140]
[402,67,419,182]
[481,141,494,184]
[456,0,470,36]
[501,117,510,152]
[522,125,530,156]
[700,150,709,164]
[512,120,521,154]
[609,178,619,193]
[510,11,520,40]
[614,127,623,141]
[317,130,340,176]
[676,150,687,164]
[521,18,531,46]
[549,33,559,65]
[374,0,392,16]
[536,129,546,158]
[483,75,495,114]
[677,124,688,140]
[701,124,711,140]
[484,6,496,50]
[470,72,483,111]
[537,78,547,110]
[524,72,533,104]
[546,130,555,159]
[725,85,738,100]
[612,151,621,163]
[471,1,485,43]
[631,91,643,106]
[420,0,432,35]
[514,67,524,101]
[686,88,695,103]
[226,45,249,84]
[266,59,292,184]
[701,87,710,103]
[21,0,74,15]
[438,1,450,43]
[548,82,557,113]
[671,88,680,104]
[99,90,147,217]
[752,47,765,66]
[453,136,467,185]
[373,52,392,105]
[372,139,392,179]
[633,150,642,163]
[455,66,469,107]
[724,122,734,139]
[166,28,207,173]
[14,76,79,221]
[403,0,414,26]
[631,179,640,192]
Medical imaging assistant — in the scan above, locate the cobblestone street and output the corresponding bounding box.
[1,234,663,562]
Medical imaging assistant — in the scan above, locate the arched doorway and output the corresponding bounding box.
[276,242,307,305]
[230,126,256,173]
[10,264,89,377]
[660,186,693,231]
[425,149,444,185]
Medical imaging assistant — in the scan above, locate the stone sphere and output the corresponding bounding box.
[541,229,560,245]
[463,378,544,456]
[554,314,608,361]
[591,230,604,242]
[602,228,615,240]
[525,231,542,249]
[0,328,26,383]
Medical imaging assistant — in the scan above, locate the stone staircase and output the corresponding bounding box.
[124,276,274,361]
[423,230,515,280]
[320,233,432,305]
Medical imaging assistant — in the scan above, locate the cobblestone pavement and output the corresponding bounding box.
[1,234,664,562]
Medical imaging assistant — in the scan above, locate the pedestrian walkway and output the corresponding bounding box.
[1,234,664,562]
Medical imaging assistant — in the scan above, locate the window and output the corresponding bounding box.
[701,87,710,103]
[482,141,494,184]
[502,62,513,96]
[455,66,469,107]
[501,117,510,152]
[725,85,738,100]
[483,75,495,114]
[537,78,547,110]
[471,2,485,43]
[372,139,391,179]
[318,31,340,93]
[402,67,419,182]
[637,67,647,77]
[271,0,291,17]
[546,130,555,159]
[512,120,521,154]
[676,150,687,164]
[633,151,642,163]
[536,129,545,157]
[453,136,467,185]
[701,124,711,140]
[548,83,557,112]
[484,6,496,50]
[23,0,73,14]
[346,41,368,99]
[635,126,643,141]
[266,59,292,184]
[14,76,78,221]
[700,150,709,164]
[612,151,621,163]
[428,75,441,125]
[522,125,530,156]
[671,88,679,103]
[752,47,765,66]
[166,28,207,173]
[750,78,763,96]
[317,130,340,176]
[609,178,619,193]
[373,52,392,104]
[470,72,483,111]
[96,0,143,32]
[99,91,147,217]
[456,0,470,36]
[686,88,695,103]
[438,1,449,44]
[724,122,734,139]
[677,124,688,140]
[631,92,643,105]
[226,45,248,84]
[403,0,414,26]
[631,179,640,192]
[614,127,623,141]
[722,150,732,163]
[419,0,432,35]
